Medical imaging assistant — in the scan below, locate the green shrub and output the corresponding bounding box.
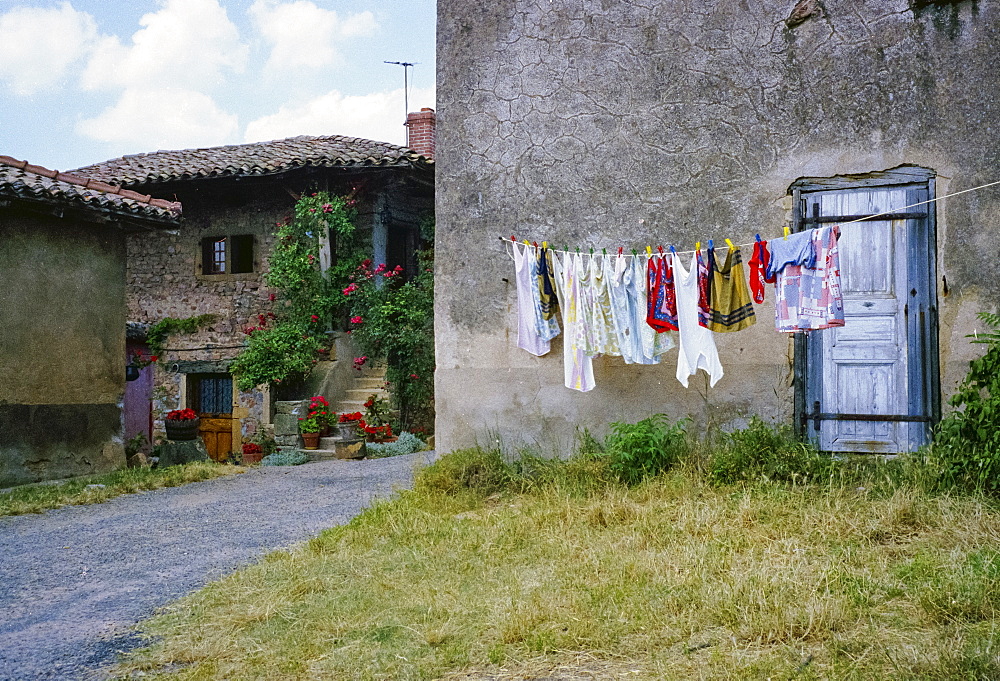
[929,311,1000,494]
[415,447,515,496]
[603,415,689,485]
[708,416,833,485]
[366,431,426,458]
[261,450,309,466]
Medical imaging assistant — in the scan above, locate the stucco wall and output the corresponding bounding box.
[0,213,127,485]
[435,0,1000,452]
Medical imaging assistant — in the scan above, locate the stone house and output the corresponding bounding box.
[0,155,181,487]
[73,129,435,460]
[435,0,999,454]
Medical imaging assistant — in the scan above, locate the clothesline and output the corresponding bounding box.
[499,236,759,260]
[499,176,1000,258]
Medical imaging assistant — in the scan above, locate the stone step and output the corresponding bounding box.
[355,378,387,390]
[301,439,366,460]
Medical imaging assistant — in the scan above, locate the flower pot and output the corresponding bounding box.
[242,451,264,465]
[337,422,359,440]
[301,432,321,450]
[125,365,141,382]
[165,417,200,441]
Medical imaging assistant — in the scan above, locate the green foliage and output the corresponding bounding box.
[930,311,1000,493]
[603,415,689,485]
[347,245,435,433]
[365,431,426,458]
[415,447,514,497]
[230,191,356,391]
[262,451,309,466]
[708,416,834,485]
[147,314,217,356]
[229,323,321,392]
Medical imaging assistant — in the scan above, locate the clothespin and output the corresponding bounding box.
[725,238,735,251]
[669,245,677,255]
[783,225,790,240]
[602,248,607,256]
[589,247,594,255]
[708,239,714,251]
[532,241,538,248]
[754,233,762,243]
[657,245,664,255]
[646,245,652,255]
[617,246,623,257]
[542,241,548,249]
[695,241,701,252]
[523,239,530,246]
[632,249,637,256]
[511,235,516,243]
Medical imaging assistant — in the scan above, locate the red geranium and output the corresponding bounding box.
[242,443,263,455]
[165,408,198,421]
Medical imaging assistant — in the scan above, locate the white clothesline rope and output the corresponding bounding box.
[499,176,1000,260]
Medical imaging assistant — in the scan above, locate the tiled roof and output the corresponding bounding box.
[72,135,433,187]
[0,155,182,223]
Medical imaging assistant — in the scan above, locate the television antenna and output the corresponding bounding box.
[384,61,416,146]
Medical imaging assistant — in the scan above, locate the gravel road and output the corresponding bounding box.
[0,452,437,681]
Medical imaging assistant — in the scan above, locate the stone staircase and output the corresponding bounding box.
[335,364,390,416]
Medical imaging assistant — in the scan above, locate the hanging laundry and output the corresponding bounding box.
[589,254,620,356]
[747,239,776,304]
[609,254,672,364]
[673,251,724,388]
[536,245,560,320]
[551,251,596,391]
[707,245,756,332]
[646,254,676,332]
[512,241,555,356]
[770,226,844,332]
[766,229,816,279]
[696,248,713,328]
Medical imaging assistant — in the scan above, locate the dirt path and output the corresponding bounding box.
[0,452,436,681]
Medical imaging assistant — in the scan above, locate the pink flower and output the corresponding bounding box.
[322,203,333,213]
[268,293,276,302]
[342,283,358,296]
[410,374,419,379]
[350,316,363,324]
[374,263,387,274]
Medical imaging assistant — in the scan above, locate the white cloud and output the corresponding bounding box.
[82,0,247,92]
[76,88,239,151]
[0,2,98,95]
[244,86,435,146]
[249,0,376,73]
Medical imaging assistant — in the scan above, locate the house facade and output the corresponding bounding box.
[435,0,999,453]
[0,156,181,486]
[74,134,434,460]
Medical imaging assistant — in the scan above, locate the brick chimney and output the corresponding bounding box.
[406,107,436,158]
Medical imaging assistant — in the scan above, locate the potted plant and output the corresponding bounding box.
[164,408,200,440]
[365,423,396,443]
[299,411,323,449]
[309,395,332,435]
[241,442,264,465]
[337,411,365,440]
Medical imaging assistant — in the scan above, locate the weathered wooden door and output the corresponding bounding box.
[192,374,234,461]
[793,169,940,453]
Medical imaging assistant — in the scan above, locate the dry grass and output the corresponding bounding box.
[0,461,239,516]
[113,461,1000,680]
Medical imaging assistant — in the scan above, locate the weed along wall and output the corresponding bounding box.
[435,1,1000,452]
[0,215,128,486]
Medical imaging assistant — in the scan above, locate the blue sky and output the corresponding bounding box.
[0,0,436,171]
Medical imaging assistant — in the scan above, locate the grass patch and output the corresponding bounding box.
[113,447,1000,680]
[0,462,239,517]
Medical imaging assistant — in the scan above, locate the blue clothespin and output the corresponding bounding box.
[755,233,762,243]
[669,245,677,255]
[708,239,714,251]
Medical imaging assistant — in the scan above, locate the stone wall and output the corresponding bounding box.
[435,0,1000,452]
[0,213,127,485]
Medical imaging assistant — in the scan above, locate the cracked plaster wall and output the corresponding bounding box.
[436,0,1000,451]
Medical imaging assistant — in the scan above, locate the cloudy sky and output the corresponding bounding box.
[0,0,436,171]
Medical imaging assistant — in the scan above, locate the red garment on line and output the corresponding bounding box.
[747,240,776,304]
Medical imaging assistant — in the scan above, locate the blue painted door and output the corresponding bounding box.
[800,183,938,453]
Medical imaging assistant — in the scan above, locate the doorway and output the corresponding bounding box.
[790,167,941,453]
[189,373,234,461]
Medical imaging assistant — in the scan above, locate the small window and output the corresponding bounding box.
[201,235,254,275]
[190,373,233,415]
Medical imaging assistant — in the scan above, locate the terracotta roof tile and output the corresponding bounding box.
[71,134,433,187]
[0,155,182,223]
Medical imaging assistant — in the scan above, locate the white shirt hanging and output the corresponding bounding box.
[672,251,723,388]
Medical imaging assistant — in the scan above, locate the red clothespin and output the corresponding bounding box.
[532,241,538,248]
[617,246,623,257]
[511,235,516,243]
[658,245,664,255]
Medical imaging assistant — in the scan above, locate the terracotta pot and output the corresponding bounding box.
[164,418,200,441]
[301,431,321,450]
[242,451,264,465]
